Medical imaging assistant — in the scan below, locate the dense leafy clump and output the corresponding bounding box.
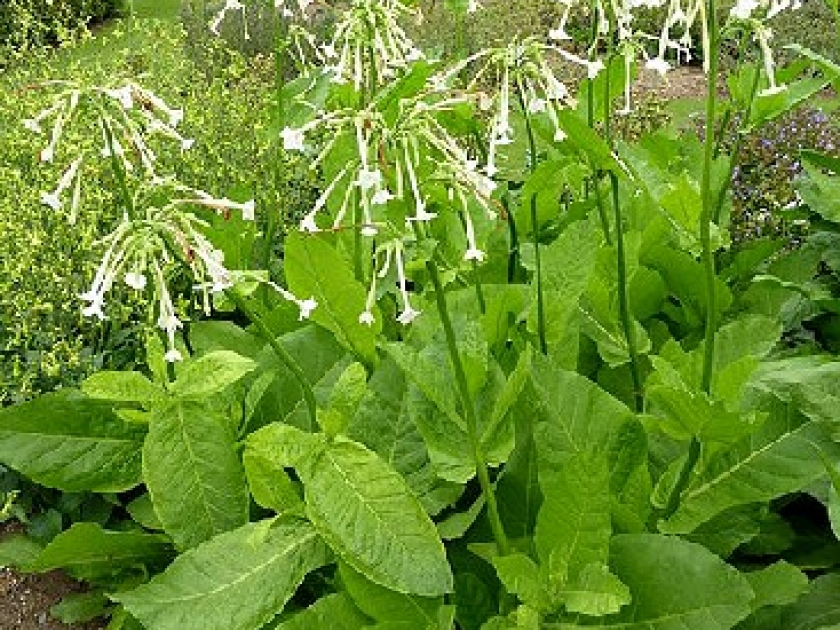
[730,107,840,243]
[0,0,124,66]
[4,0,840,629]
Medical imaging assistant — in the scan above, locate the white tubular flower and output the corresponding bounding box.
[124,271,147,290]
[645,56,671,77]
[40,157,83,211]
[281,126,307,151]
[460,193,485,262]
[356,167,382,191]
[394,242,420,325]
[266,280,318,320]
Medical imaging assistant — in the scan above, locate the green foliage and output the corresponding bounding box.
[0,0,124,66]
[5,1,840,630]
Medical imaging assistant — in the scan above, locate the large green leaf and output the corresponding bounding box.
[143,401,250,550]
[346,357,463,516]
[339,563,443,625]
[284,232,380,365]
[302,438,453,596]
[550,534,754,629]
[536,453,611,578]
[114,518,331,630]
[277,593,370,630]
[661,405,840,534]
[31,523,171,581]
[0,390,145,492]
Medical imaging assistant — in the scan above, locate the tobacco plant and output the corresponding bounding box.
[3,0,840,629]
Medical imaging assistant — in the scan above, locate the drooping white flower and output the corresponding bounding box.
[124,271,148,290]
[281,126,307,151]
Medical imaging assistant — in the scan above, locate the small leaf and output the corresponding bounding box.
[168,351,256,399]
[82,371,162,403]
[492,554,552,612]
[745,561,808,610]
[563,563,631,617]
[50,592,110,624]
[0,535,42,570]
[114,518,331,630]
[31,523,171,581]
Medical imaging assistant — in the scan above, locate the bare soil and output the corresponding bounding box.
[0,525,105,630]
[633,64,709,101]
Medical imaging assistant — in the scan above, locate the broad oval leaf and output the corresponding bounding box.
[551,534,754,630]
[82,371,162,403]
[661,405,840,534]
[0,390,145,492]
[113,518,331,630]
[168,351,256,399]
[143,401,250,550]
[302,439,453,596]
[31,522,172,581]
[285,232,380,366]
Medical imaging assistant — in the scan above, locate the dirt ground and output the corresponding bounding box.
[634,64,708,100]
[0,524,105,630]
[0,569,105,630]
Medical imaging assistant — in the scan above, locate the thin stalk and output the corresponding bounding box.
[504,192,521,283]
[264,8,290,269]
[610,173,643,411]
[700,0,720,394]
[593,173,613,246]
[426,258,510,557]
[518,89,547,354]
[602,54,642,410]
[102,121,134,216]
[663,0,721,519]
[713,58,762,224]
[227,289,318,432]
[531,194,547,354]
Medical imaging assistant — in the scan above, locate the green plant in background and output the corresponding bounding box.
[4,0,840,629]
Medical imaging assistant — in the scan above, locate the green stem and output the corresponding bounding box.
[713,55,762,225]
[531,194,547,354]
[426,259,510,557]
[504,192,521,283]
[610,173,643,411]
[602,54,642,410]
[518,88,547,354]
[700,0,720,395]
[593,174,613,246]
[102,120,133,216]
[227,289,318,432]
[663,0,720,519]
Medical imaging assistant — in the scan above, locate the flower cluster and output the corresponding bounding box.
[78,179,314,361]
[282,88,499,324]
[321,0,424,90]
[430,36,597,168]
[23,81,193,222]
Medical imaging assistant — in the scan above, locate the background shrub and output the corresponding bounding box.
[0,0,125,66]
